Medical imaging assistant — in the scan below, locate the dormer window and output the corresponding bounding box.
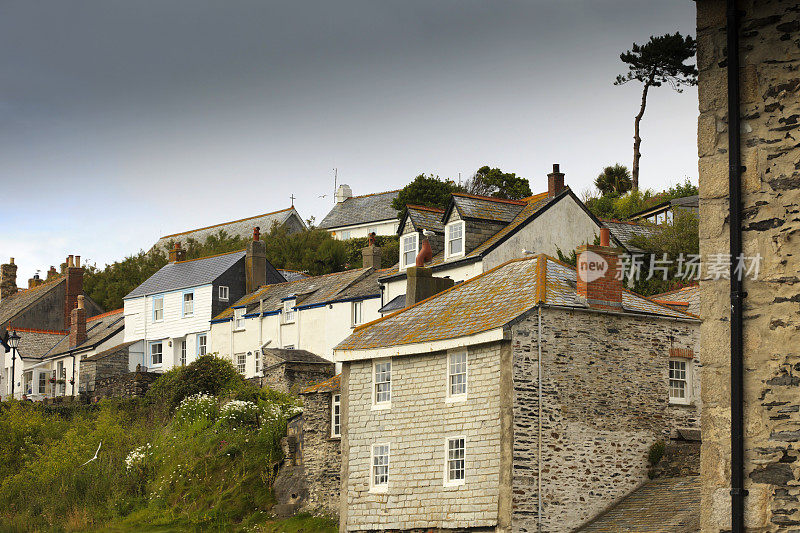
[445,221,465,259]
[283,299,296,323]
[234,308,246,330]
[400,232,419,270]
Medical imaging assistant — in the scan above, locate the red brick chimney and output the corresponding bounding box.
[576,227,622,310]
[548,163,566,198]
[64,255,84,328]
[70,295,87,348]
[246,227,267,293]
[169,242,186,263]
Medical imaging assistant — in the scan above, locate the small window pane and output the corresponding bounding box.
[373,445,389,487]
[669,360,687,399]
[402,234,417,267]
[197,335,207,356]
[236,353,246,374]
[183,293,193,316]
[447,438,465,482]
[353,300,363,326]
[375,361,391,404]
[449,351,467,396]
[284,301,295,323]
[153,297,164,321]
[219,286,229,301]
[151,343,163,365]
[180,341,187,366]
[448,223,463,256]
[332,394,341,437]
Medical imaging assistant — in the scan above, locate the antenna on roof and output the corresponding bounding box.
[333,168,337,204]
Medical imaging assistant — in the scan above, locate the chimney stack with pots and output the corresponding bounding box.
[169,242,186,263]
[28,273,44,289]
[405,232,453,307]
[47,266,58,280]
[548,163,566,198]
[64,255,84,328]
[0,258,18,300]
[70,295,87,348]
[362,232,382,270]
[335,184,353,203]
[576,227,622,310]
[246,227,267,293]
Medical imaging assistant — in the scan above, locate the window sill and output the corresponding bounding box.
[371,402,391,411]
[443,480,465,489]
[369,486,388,494]
[444,253,465,262]
[669,398,693,407]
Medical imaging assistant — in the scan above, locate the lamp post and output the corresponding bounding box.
[7,330,20,398]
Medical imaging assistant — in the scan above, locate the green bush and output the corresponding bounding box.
[648,440,666,466]
[146,354,241,412]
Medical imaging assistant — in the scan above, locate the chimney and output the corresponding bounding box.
[47,266,58,280]
[405,234,453,306]
[70,295,87,348]
[64,255,84,328]
[169,242,186,263]
[361,232,382,270]
[548,163,566,198]
[0,258,18,300]
[576,227,622,310]
[335,184,353,203]
[246,227,267,293]
[28,273,44,289]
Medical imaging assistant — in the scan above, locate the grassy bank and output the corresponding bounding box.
[0,355,327,532]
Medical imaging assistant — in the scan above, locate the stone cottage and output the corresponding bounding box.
[333,230,700,532]
[255,348,335,395]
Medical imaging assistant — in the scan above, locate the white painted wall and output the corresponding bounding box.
[209,296,382,377]
[328,219,399,240]
[124,284,214,372]
[382,260,483,305]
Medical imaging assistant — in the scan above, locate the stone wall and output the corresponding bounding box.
[697,0,800,530]
[92,371,159,400]
[79,348,130,393]
[509,307,699,532]
[342,344,503,532]
[298,390,341,515]
[258,362,335,396]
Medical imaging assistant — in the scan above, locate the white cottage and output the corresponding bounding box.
[317,186,401,240]
[124,232,284,372]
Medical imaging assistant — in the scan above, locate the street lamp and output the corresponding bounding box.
[7,330,20,398]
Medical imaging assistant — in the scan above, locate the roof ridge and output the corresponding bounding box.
[159,206,296,239]
[406,204,445,213]
[10,327,68,335]
[648,283,699,299]
[173,249,246,264]
[12,276,64,297]
[451,192,528,205]
[601,218,650,226]
[344,189,401,200]
[88,308,124,321]
[520,191,549,202]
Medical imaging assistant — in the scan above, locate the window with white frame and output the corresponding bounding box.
[152,296,164,322]
[445,221,465,258]
[340,230,351,240]
[38,372,47,395]
[371,444,389,491]
[373,360,391,407]
[236,353,246,375]
[219,286,229,301]
[253,351,260,374]
[283,300,295,323]
[197,334,207,356]
[669,359,690,404]
[448,349,467,399]
[332,394,341,437]
[352,300,363,326]
[234,308,246,330]
[183,292,194,317]
[150,342,163,366]
[400,233,418,269]
[23,371,32,395]
[445,437,466,485]
[180,340,187,366]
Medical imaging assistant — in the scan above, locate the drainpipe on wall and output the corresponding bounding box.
[71,354,76,397]
[726,0,746,529]
[537,306,543,533]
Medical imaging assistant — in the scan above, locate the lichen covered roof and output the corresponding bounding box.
[262,348,332,365]
[301,374,341,394]
[0,277,65,328]
[154,206,304,249]
[338,255,694,351]
[406,205,445,233]
[215,267,387,320]
[450,193,527,223]
[317,190,400,229]
[650,284,700,316]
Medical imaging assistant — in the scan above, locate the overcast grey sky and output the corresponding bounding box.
[0,1,698,282]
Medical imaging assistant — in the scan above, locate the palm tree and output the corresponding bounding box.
[595,164,632,196]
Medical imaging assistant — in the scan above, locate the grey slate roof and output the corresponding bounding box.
[278,269,309,282]
[378,294,406,314]
[0,277,64,328]
[317,190,400,229]
[125,251,246,299]
[602,220,657,253]
[262,348,333,365]
[650,285,700,316]
[450,193,526,223]
[16,330,67,361]
[154,207,305,250]
[405,206,445,233]
[81,340,137,362]
[47,310,126,358]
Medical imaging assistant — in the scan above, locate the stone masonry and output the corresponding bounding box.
[510,308,699,532]
[299,387,341,515]
[341,345,503,532]
[697,0,800,530]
